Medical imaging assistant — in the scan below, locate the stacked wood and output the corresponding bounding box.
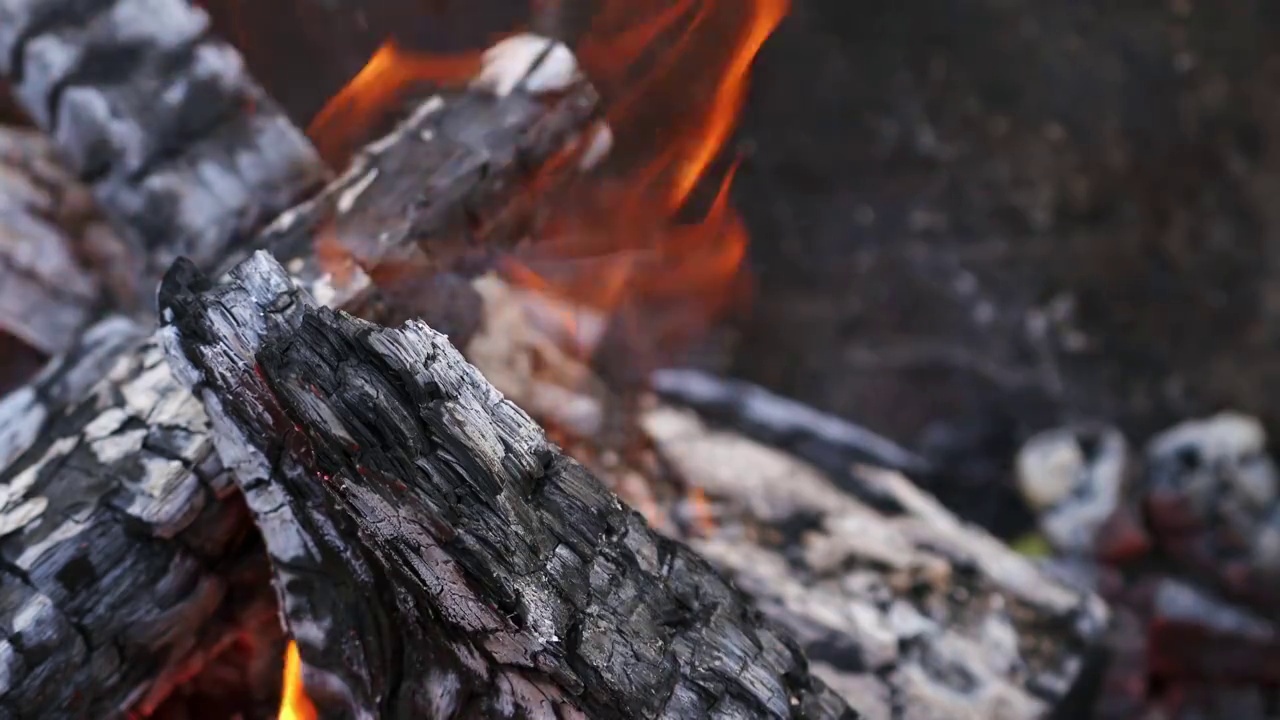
[0,35,604,717]
[0,13,1106,717]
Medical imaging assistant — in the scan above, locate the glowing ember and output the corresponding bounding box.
[277,641,317,720]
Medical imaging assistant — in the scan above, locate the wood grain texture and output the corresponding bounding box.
[0,58,604,716]
[159,250,860,720]
[0,0,326,302]
[461,276,1110,720]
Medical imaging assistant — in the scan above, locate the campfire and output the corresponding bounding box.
[4,1,1279,719]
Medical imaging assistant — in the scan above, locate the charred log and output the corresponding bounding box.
[459,276,1110,719]
[0,312,272,719]
[0,0,326,302]
[0,37,603,717]
[251,34,603,325]
[159,250,858,720]
[0,125,134,358]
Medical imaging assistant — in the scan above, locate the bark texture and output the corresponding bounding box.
[462,275,1111,720]
[0,49,604,716]
[0,313,271,720]
[159,251,860,720]
[0,125,132,357]
[0,0,326,301]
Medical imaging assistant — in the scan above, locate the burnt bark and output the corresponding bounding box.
[0,39,603,717]
[159,250,859,720]
[0,313,272,719]
[458,275,1110,720]
[0,125,133,357]
[249,47,602,330]
[0,0,326,302]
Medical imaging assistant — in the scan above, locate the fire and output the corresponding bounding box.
[278,641,317,720]
[510,0,788,363]
[303,0,788,368]
[307,41,483,166]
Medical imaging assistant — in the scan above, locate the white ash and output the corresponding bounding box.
[577,121,615,171]
[0,497,47,537]
[0,387,45,469]
[336,168,379,214]
[0,434,77,513]
[1016,425,1127,554]
[1147,411,1278,512]
[472,33,581,98]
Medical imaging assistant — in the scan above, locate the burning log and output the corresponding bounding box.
[252,33,603,316]
[0,311,273,718]
[0,36,604,716]
[160,249,858,719]
[0,0,326,302]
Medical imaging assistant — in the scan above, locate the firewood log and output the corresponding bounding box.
[159,249,859,720]
[0,37,603,718]
[0,0,327,304]
[459,277,1111,720]
[0,313,271,719]
[0,125,133,356]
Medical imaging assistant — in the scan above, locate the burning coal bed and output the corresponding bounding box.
[0,1,1276,719]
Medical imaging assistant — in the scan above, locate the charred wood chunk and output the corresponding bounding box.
[159,250,860,720]
[0,125,130,356]
[641,407,1110,720]
[0,0,325,303]
[254,40,603,315]
[0,314,265,719]
[1142,413,1280,616]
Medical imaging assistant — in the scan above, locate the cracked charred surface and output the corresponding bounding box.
[251,74,602,336]
[460,275,1109,720]
[0,313,273,719]
[0,125,131,357]
[159,251,860,720]
[0,48,604,715]
[0,0,326,301]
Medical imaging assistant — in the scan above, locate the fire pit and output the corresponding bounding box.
[2,1,1277,719]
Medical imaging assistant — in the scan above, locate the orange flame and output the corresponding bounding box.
[664,0,789,206]
[303,0,788,380]
[307,41,483,166]
[278,641,317,720]
[508,0,787,366]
